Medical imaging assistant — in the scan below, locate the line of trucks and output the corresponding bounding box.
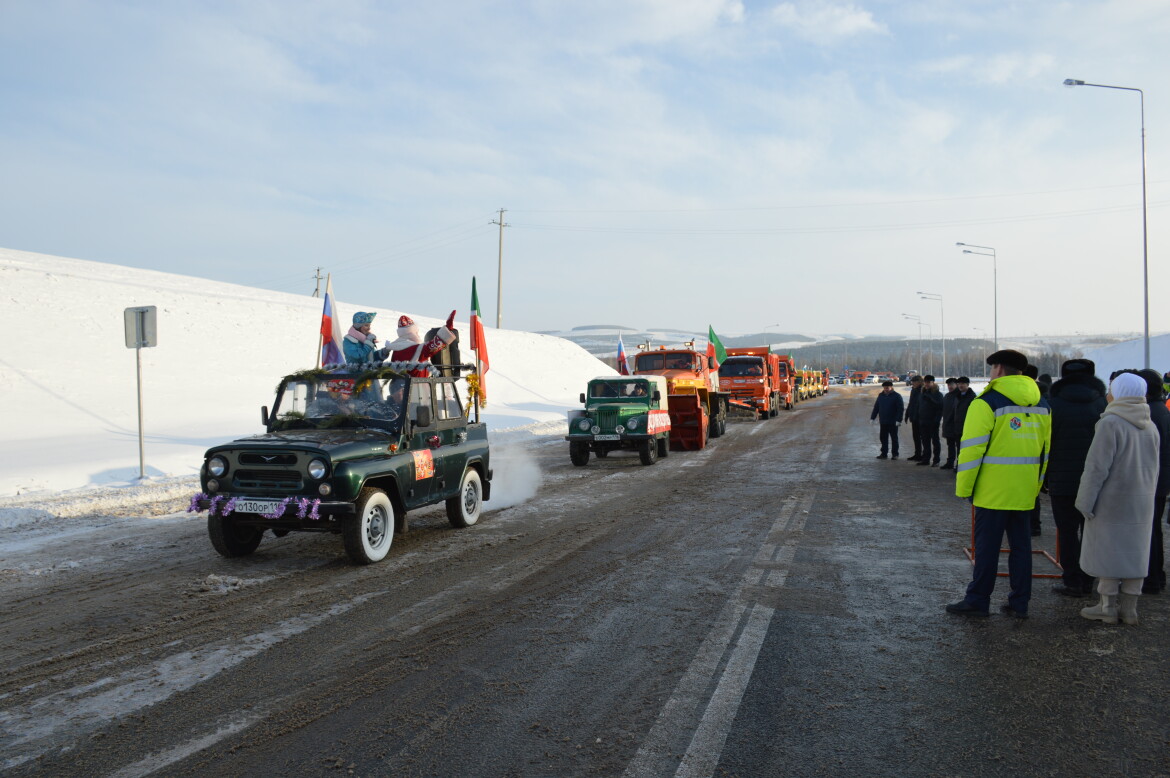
[566,343,829,466]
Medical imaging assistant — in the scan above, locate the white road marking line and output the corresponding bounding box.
[623,491,814,778]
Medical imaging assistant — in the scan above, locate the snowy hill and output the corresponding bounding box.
[1083,335,1170,381]
[0,248,612,498]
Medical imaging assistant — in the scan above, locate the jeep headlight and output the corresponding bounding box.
[208,456,227,477]
[626,417,639,430]
[616,425,625,434]
[577,418,592,431]
[591,425,601,435]
[308,458,327,480]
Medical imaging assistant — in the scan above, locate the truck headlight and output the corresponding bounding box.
[616,425,625,434]
[308,458,327,479]
[577,418,591,431]
[208,456,227,477]
[591,425,601,435]
[626,417,639,430]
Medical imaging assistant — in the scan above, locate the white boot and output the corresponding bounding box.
[1118,593,1139,625]
[1080,594,1118,624]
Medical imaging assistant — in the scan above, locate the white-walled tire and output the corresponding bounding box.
[344,488,395,564]
[446,469,483,528]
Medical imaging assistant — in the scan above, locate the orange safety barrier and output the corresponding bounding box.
[963,504,1063,579]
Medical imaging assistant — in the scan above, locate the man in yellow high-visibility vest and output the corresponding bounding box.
[947,349,1052,618]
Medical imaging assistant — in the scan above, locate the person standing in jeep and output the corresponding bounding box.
[385,313,458,376]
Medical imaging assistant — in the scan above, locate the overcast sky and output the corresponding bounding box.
[2,0,1167,340]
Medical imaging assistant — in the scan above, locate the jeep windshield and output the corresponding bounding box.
[719,357,765,378]
[589,380,652,400]
[271,375,408,433]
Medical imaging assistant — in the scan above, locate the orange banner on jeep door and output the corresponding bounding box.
[412,449,435,480]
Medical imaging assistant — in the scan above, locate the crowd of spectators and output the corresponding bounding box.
[870,350,1169,624]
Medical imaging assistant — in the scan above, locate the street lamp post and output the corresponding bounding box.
[902,314,924,375]
[919,292,945,378]
[1063,78,1149,369]
[956,243,997,351]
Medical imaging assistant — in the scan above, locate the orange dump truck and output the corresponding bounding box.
[773,354,797,409]
[633,345,730,450]
[719,347,782,420]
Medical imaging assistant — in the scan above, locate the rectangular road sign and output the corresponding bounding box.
[124,306,158,348]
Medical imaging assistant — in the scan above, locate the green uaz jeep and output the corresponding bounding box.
[565,375,671,466]
[191,366,491,564]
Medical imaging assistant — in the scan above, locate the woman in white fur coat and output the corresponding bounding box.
[1075,371,1161,624]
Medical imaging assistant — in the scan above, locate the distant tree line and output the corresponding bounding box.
[783,338,1085,379]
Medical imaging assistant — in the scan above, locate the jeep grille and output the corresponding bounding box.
[234,470,303,489]
[597,409,619,430]
[239,452,299,466]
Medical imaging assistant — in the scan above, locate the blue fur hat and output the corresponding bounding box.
[352,311,376,326]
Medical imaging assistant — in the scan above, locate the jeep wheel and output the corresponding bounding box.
[207,515,263,558]
[639,437,658,466]
[446,468,483,528]
[569,442,590,466]
[657,435,669,458]
[344,488,395,564]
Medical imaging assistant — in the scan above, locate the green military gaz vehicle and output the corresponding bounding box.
[565,375,671,466]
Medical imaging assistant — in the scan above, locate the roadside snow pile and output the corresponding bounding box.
[0,247,613,500]
[1083,334,1170,379]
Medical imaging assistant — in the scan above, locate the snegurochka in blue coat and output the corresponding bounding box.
[871,381,905,458]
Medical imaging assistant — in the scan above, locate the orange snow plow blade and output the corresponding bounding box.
[668,394,707,450]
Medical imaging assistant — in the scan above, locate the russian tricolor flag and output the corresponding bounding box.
[617,334,630,375]
[319,276,345,367]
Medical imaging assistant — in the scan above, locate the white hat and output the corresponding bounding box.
[1110,372,1146,399]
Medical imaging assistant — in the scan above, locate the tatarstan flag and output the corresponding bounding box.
[707,325,728,369]
[470,277,490,390]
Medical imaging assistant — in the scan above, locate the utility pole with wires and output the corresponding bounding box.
[490,208,508,328]
[311,267,324,298]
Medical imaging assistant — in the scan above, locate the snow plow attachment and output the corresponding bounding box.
[726,398,760,418]
[667,394,708,450]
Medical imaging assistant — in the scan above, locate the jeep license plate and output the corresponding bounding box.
[233,499,284,516]
[593,434,620,441]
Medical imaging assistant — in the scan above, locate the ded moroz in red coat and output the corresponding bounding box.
[383,313,457,377]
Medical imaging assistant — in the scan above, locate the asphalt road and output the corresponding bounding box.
[2,387,1168,777]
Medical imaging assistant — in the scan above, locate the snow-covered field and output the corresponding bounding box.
[0,247,613,513]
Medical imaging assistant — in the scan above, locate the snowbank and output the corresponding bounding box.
[1083,334,1170,383]
[0,247,613,498]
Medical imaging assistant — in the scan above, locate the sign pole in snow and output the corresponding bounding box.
[124,306,158,480]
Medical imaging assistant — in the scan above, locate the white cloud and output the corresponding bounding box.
[922,52,1055,85]
[769,1,888,44]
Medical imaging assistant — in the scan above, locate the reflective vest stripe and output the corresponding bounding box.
[982,456,1043,465]
[961,435,990,449]
[957,458,983,472]
[994,405,1050,417]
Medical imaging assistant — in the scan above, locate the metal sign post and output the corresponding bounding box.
[124,306,158,480]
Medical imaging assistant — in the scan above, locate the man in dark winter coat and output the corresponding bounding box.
[905,375,924,461]
[948,377,977,469]
[1138,369,1170,593]
[871,380,905,459]
[1047,359,1107,597]
[941,378,959,469]
[917,375,944,466]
